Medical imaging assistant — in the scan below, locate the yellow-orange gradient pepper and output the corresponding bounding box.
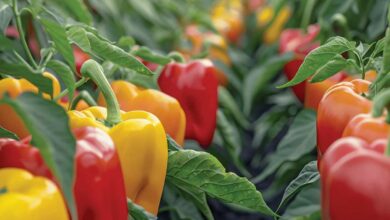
[97,80,186,145]
[0,168,69,220]
[257,6,291,44]
[68,60,167,215]
[0,72,60,138]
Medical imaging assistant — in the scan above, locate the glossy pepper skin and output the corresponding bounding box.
[320,137,389,220]
[304,72,352,110]
[0,168,69,220]
[158,59,218,147]
[0,127,128,220]
[68,108,167,215]
[74,47,90,76]
[97,80,186,145]
[317,79,372,159]
[0,72,60,138]
[279,25,320,101]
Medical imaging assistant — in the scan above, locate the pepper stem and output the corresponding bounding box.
[372,89,390,156]
[0,187,7,195]
[80,60,121,126]
[70,90,97,110]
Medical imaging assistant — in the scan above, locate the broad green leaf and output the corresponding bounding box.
[118,36,135,50]
[46,60,76,102]
[0,5,12,34]
[218,87,250,129]
[71,30,154,76]
[167,181,214,220]
[163,185,204,220]
[277,161,320,211]
[131,46,171,66]
[367,0,388,41]
[0,35,18,51]
[243,53,293,114]
[53,0,92,25]
[319,0,355,20]
[383,28,390,74]
[0,60,53,95]
[0,92,77,219]
[39,18,75,72]
[279,37,356,88]
[281,182,321,220]
[66,26,91,51]
[252,109,316,183]
[0,126,19,140]
[166,150,275,216]
[310,55,348,83]
[127,199,156,220]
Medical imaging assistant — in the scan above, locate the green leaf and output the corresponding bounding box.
[310,55,348,83]
[0,5,12,34]
[252,109,316,183]
[70,29,154,76]
[0,60,53,96]
[53,0,92,25]
[0,92,77,219]
[0,126,19,140]
[382,28,390,74]
[131,46,171,66]
[277,161,320,211]
[0,35,18,51]
[166,150,275,216]
[67,26,91,51]
[281,182,321,220]
[279,37,356,88]
[46,60,76,102]
[167,135,182,151]
[127,199,156,220]
[218,87,250,129]
[118,36,136,50]
[39,18,75,72]
[0,187,6,195]
[243,53,293,114]
[367,0,388,41]
[163,185,204,220]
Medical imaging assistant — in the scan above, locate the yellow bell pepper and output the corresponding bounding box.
[0,72,60,138]
[97,80,186,145]
[257,6,291,44]
[69,60,168,215]
[0,168,69,220]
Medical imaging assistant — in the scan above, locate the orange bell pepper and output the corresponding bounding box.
[97,80,186,145]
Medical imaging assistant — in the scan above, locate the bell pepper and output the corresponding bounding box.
[320,137,388,220]
[97,80,186,145]
[69,60,167,215]
[317,79,372,159]
[0,168,69,220]
[74,47,90,76]
[182,25,229,86]
[0,127,128,220]
[279,24,320,101]
[258,6,291,44]
[304,72,352,110]
[0,72,61,138]
[211,0,244,43]
[158,59,218,148]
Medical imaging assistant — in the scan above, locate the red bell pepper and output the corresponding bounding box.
[279,24,320,101]
[320,137,388,220]
[158,59,218,147]
[0,127,128,220]
[317,79,372,159]
[74,47,90,76]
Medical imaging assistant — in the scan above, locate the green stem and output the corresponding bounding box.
[12,0,38,69]
[70,90,97,110]
[53,77,89,101]
[300,0,316,31]
[168,51,185,63]
[371,89,390,156]
[81,60,121,126]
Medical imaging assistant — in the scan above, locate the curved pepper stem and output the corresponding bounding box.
[80,60,121,126]
[372,89,390,156]
[168,51,185,63]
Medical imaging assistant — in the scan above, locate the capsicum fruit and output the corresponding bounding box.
[158,59,218,148]
[279,24,320,101]
[320,137,388,220]
[97,80,186,145]
[69,60,167,215]
[258,6,291,44]
[0,168,69,220]
[0,127,128,220]
[317,79,372,159]
[0,72,60,138]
